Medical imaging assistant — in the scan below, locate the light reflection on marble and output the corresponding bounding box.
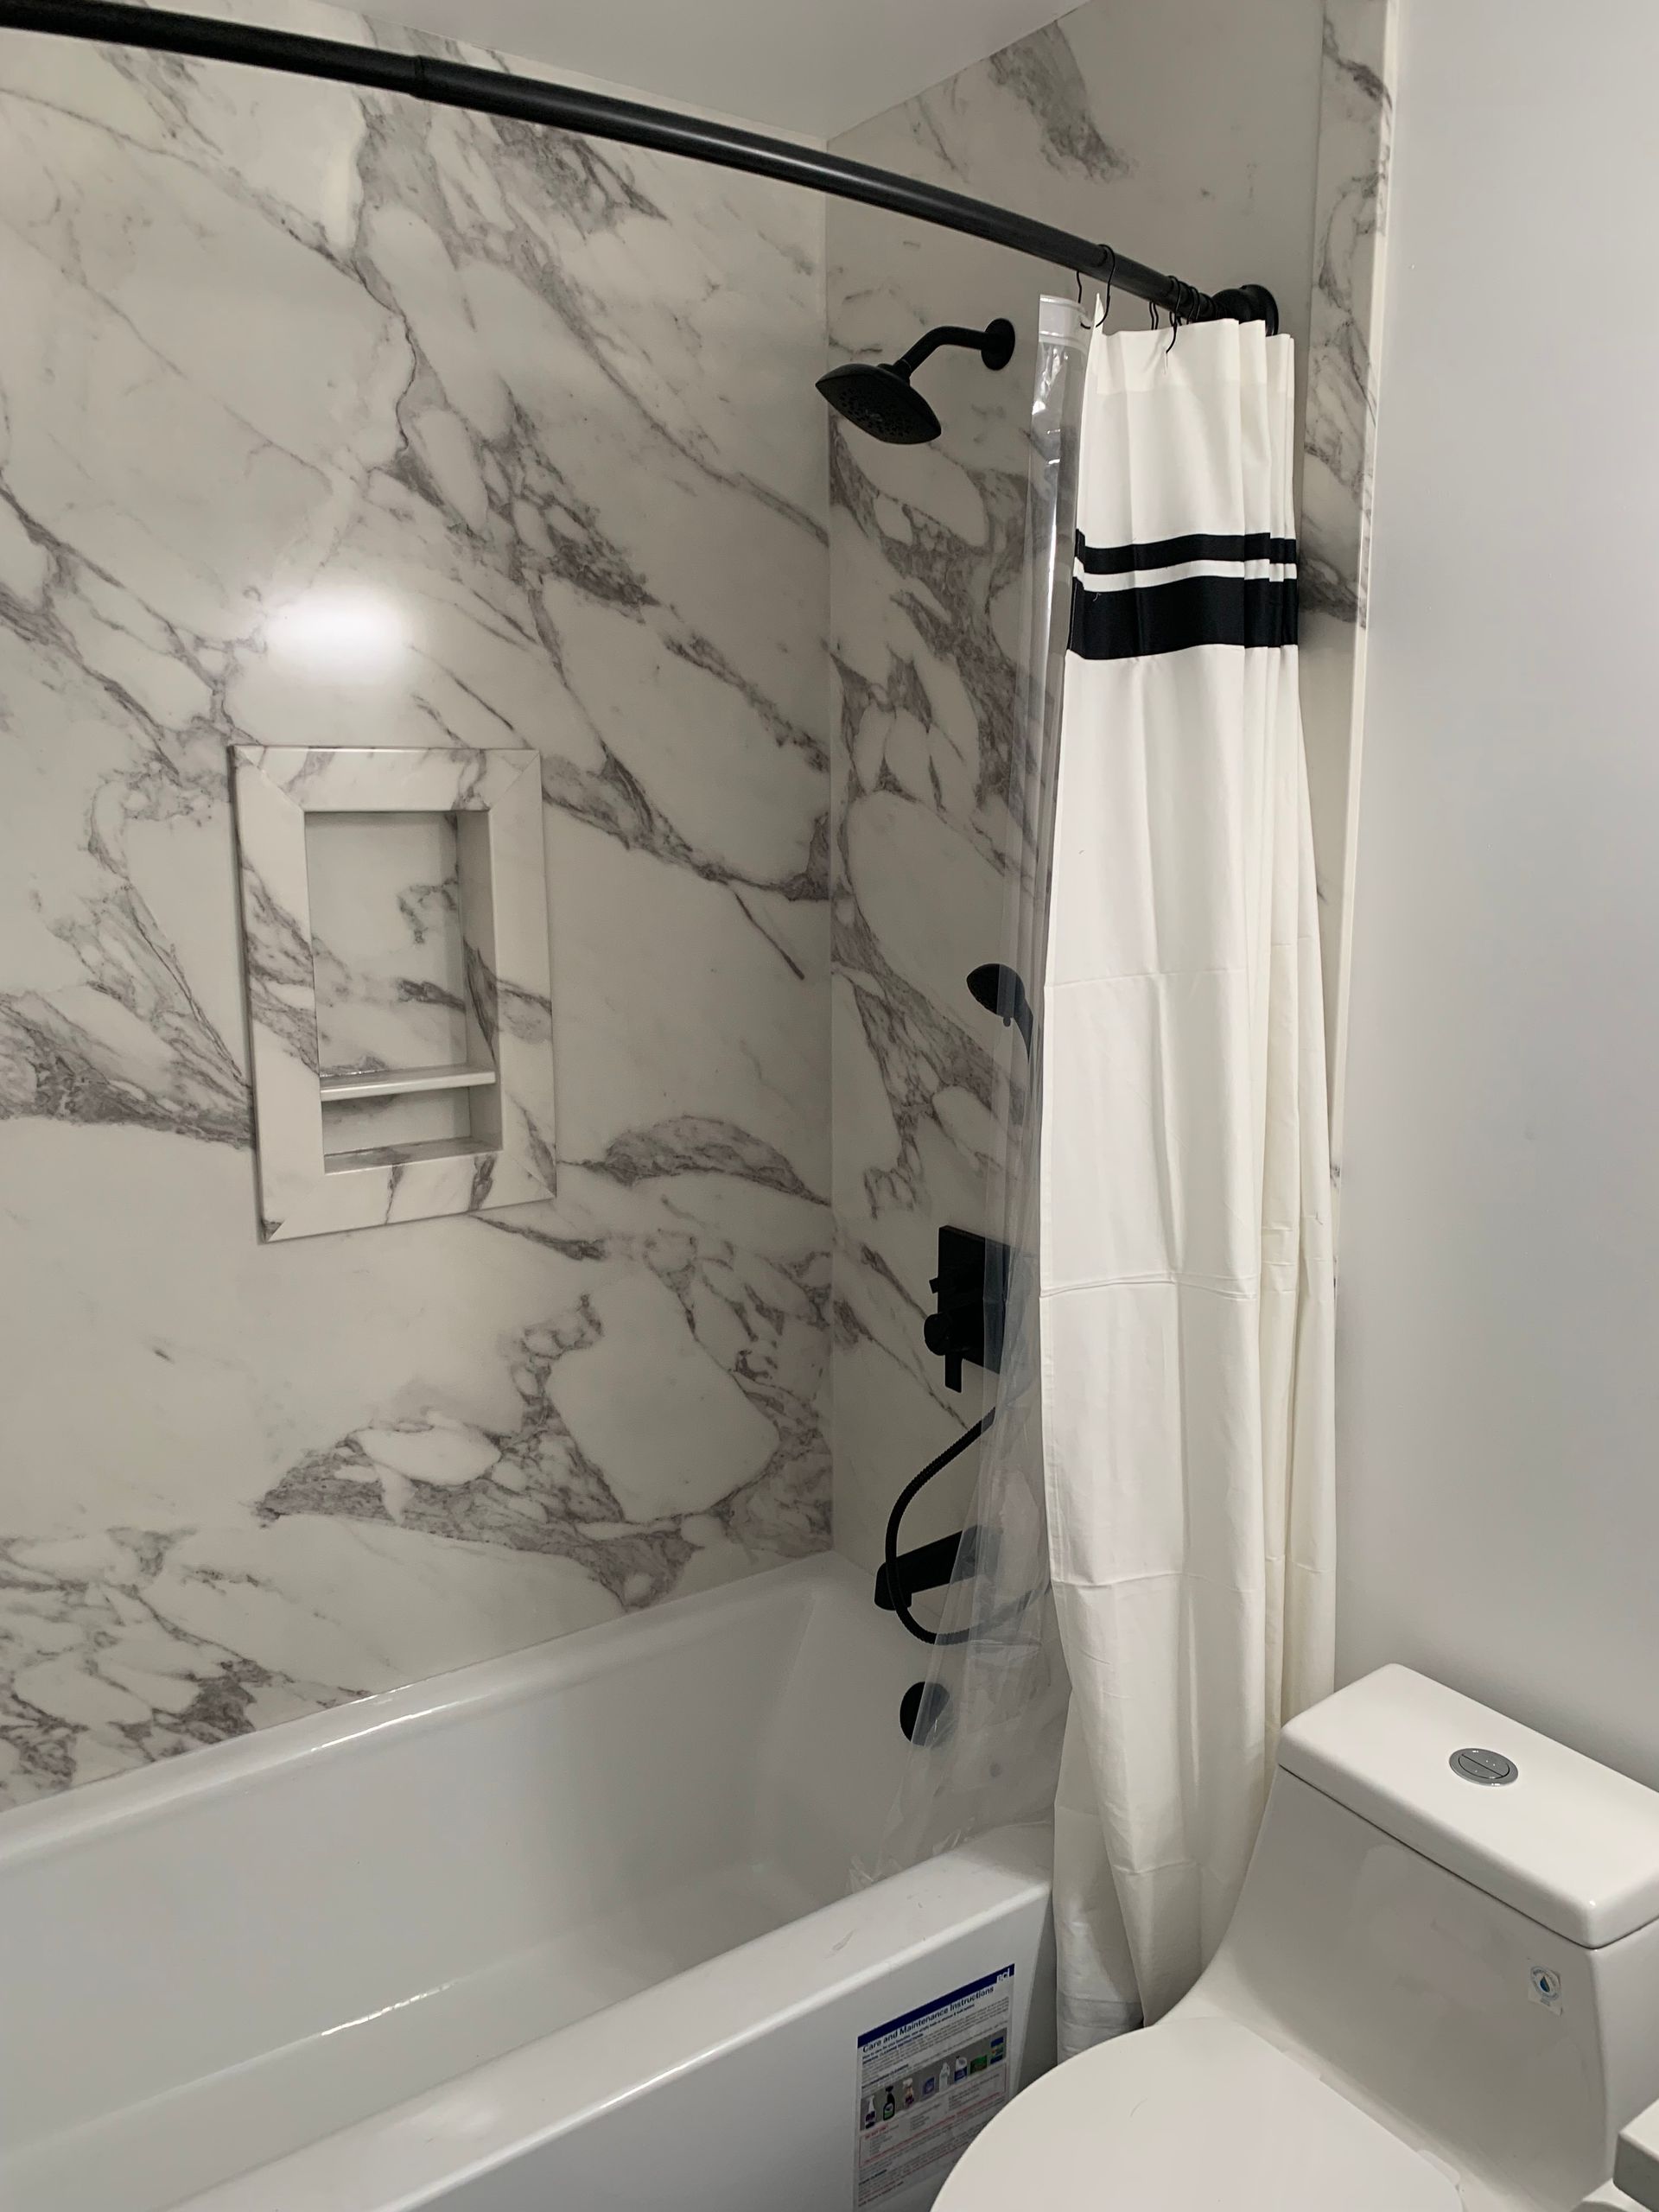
[0,0,830,1803]
[823,0,1386,1569]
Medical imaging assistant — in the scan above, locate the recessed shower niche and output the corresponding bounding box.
[231,747,556,1241]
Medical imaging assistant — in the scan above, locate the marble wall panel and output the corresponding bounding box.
[0,0,830,1805]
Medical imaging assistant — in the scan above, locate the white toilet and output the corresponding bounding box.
[938,1666,1659,2212]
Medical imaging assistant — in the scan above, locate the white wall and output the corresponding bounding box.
[1338,0,1659,1783]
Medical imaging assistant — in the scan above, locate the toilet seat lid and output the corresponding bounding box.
[935,2012,1463,2212]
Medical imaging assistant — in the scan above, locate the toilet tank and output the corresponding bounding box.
[1191,1668,1659,2210]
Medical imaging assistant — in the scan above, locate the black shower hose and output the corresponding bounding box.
[882,1408,995,1646]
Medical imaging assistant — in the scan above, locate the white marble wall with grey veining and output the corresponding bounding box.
[0,0,830,1805]
[1298,0,1398,1194]
[306,807,469,1075]
[824,0,1393,1570]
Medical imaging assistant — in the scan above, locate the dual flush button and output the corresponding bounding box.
[1451,1746,1519,1786]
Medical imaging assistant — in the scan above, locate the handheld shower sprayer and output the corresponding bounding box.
[967,963,1034,1059]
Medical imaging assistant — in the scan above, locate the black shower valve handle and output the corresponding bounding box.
[924,1226,1010,1395]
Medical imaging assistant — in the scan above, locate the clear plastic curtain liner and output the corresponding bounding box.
[1045,318,1337,2053]
[858,297,1088,1885]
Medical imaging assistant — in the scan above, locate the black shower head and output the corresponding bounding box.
[817,359,942,445]
[817,318,1016,445]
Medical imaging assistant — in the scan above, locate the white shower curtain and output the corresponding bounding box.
[1042,317,1336,2052]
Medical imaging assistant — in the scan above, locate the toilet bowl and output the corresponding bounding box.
[937,1667,1659,2212]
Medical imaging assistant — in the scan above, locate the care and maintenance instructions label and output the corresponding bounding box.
[855,1966,1015,2207]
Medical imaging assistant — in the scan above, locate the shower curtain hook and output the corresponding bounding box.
[1087,247,1116,329]
[1166,276,1195,353]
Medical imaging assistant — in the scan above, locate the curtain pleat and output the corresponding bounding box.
[1044,319,1336,2047]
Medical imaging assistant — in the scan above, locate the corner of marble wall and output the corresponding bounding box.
[1297,0,1400,1209]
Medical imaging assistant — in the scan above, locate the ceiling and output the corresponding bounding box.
[359,0,1074,139]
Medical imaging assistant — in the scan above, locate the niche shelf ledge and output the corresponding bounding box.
[320,1063,499,1104]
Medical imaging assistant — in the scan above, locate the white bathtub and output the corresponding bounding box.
[0,1554,1053,2212]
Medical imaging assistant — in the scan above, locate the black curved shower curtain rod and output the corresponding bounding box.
[0,0,1278,333]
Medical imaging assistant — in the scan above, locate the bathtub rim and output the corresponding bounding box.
[0,1550,869,1870]
[168,1820,1053,2212]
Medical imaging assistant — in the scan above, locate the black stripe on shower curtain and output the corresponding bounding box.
[1072,528,1298,575]
[1068,571,1299,660]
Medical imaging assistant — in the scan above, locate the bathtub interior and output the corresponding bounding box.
[0,1556,935,2212]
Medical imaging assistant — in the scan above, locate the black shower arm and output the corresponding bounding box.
[892,327,992,377]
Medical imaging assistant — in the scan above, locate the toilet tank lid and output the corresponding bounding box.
[1277,1667,1659,1948]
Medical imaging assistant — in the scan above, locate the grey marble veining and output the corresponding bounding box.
[1301,0,1397,629]
[0,0,830,1805]
[306,808,469,1077]
[0,1530,358,1803]
[986,22,1131,183]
